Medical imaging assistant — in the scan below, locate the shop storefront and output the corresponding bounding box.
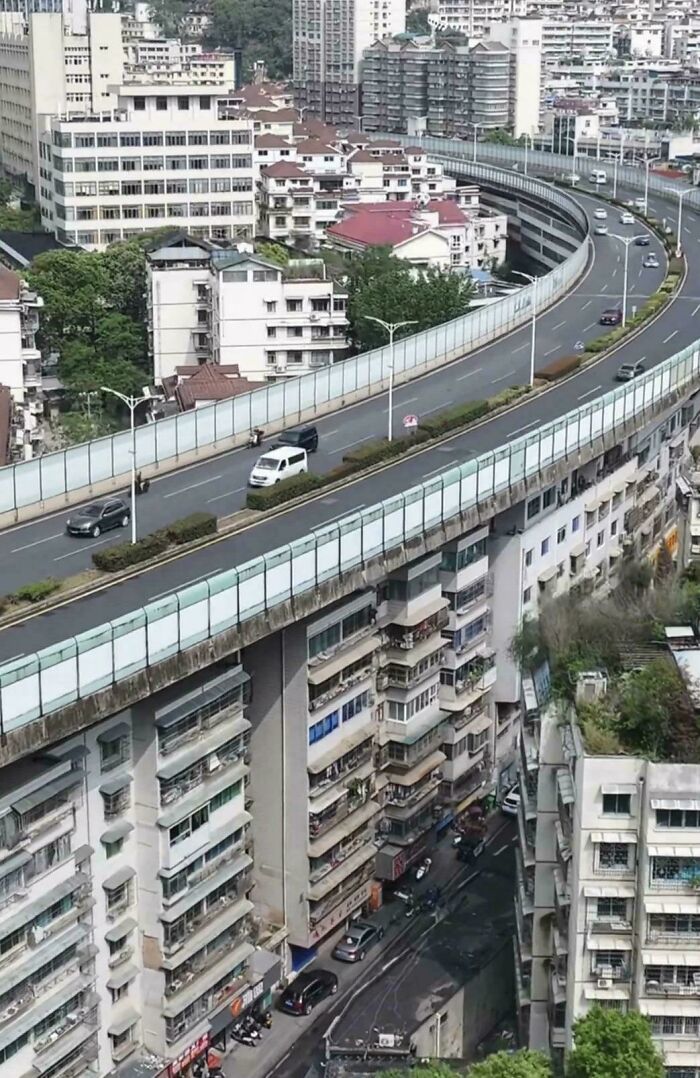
[208,953,281,1054]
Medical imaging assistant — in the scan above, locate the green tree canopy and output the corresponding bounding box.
[616,658,688,758]
[469,1050,553,1078]
[148,0,192,39]
[346,248,473,352]
[567,1007,664,1078]
[206,0,292,78]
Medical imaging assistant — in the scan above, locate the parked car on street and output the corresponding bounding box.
[332,922,384,963]
[599,308,622,326]
[616,362,645,382]
[66,498,130,538]
[278,969,338,1015]
[501,785,521,816]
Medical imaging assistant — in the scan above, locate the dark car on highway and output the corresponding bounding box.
[66,498,131,538]
[275,425,318,453]
[332,922,384,963]
[599,308,622,326]
[635,235,651,246]
[278,969,338,1015]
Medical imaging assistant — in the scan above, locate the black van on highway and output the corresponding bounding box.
[275,425,319,453]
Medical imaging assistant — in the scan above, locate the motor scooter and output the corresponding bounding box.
[247,428,264,449]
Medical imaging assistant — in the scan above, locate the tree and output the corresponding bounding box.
[483,129,518,146]
[148,0,192,39]
[346,249,473,353]
[469,1050,553,1078]
[385,1065,463,1078]
[25,250,109,350]
[654,538,675,585]
[206,0,293,78]
[567,1007,664,1078]
[406,8,431,33]
[616,658,687,758]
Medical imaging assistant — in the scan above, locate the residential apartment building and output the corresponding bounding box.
[147,234,348,383]
[38,84,257,251]
[0,6,123,189]
[0,661,282,1078]
[484,18,543,137]
[540,20,615,66]
[326,196,507,271]
[0,264,45,460]
[292,0,405,125]
[436,0,526,39]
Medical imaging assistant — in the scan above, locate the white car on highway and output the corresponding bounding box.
[593,208,607,220]
[620,211,635,225]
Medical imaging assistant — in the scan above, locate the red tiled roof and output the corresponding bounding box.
[294,120,339,140]
[173,364,263,410]
[295,138,339,154]
[0,265,20,300]
[327,199,467,248]
[176,364,242,377]
[255,133,294,148]
[252,108,298,122]
[261,160,309,178]
[403,145,425,154]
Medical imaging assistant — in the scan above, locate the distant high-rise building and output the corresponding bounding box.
[293,0,405,126]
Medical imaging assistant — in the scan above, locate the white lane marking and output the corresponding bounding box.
[577,384,602,401]
[11,531,62,553]
[316,505,365,527]
[543,346,558,357]
[53,537,110,561]
[491,368,517,384]
[149,569,221,602]
[692,304,700,317]
[611,268,617,277]
[582,300,592,309]
[493,844,509,857]
[423,460,459,479]
[328,437,367,455]
[551,320,567,331]
[584,321,598,331]
[324,429,339,437]
[663,330,679,344]
[399,396,419,406]
[457,367,483,381]
[511,343,528,354]
[685,226,692,235]
[163,474,222,499]
[206,486,245,503]
[508,420,538,438]
[600,283,608,292]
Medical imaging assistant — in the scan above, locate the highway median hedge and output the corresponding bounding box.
[165,512,217,545]
[245,472,325,510]
[419,399,490,436]
[535,354,582,381]
[93,532,170,572]
[13,578,61,603]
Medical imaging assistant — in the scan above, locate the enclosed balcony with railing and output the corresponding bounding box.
[644,963,700,997]
[646,911,700,945]
[308,776,374,841]
[161,871,252,957]
[308,735,374,797]
[156,669,251,759]
[650,855,700,891]
[308,818,377,887]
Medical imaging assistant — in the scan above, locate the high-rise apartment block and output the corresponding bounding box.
[293,0,405,126]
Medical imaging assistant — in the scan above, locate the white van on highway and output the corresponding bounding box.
[248,446,308,487]
[589,169,607,185]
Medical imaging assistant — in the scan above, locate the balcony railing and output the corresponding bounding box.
[165,926,249,999]
[646,931,700,945]
[309,828,374,885]
[593,863,635,878]
[644,980,700,997]
[309,863,374,926]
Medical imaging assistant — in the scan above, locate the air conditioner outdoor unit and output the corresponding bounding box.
[597,978,612,989]
[207,753,221,772]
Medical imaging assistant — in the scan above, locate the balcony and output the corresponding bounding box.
[165,925,250,1001]
[309,821,377,886]
[108,944,133,968]
[308,739,374,798]
[309,783,374,841]
[309,855,375,924]
[162,890,253,960]
[644,979,700,997]
[384,759,444,815]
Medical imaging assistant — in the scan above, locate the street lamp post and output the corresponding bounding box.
[664,186,693,258]
[363,317,418,441]
[522,133,533,175]
[633,154,661,213]
[608,234,642,328]
[100,386,150,545]
[469,122,483,163]
[512,270,538,386]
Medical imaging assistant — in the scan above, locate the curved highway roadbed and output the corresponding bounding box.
[0,180,692,661]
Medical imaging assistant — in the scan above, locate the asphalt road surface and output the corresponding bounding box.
[0,181,692,661]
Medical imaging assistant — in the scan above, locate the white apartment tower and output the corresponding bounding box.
[0,5,123,190]
[293,0,405,126]
[485,18,543,137]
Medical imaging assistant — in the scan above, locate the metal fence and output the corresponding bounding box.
[2,335,699,733]
[0,162,588,517]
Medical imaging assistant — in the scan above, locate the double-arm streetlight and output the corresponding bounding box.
[522,132,534,176]
[469,121,485,164]
[632,154,661,214]
[512,270,538,387]
[608,234,645,328]
[101,386,150,545]
[663,185,693,258]
[364,316,417,441]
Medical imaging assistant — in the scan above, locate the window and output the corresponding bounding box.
[342,691,371,722]
[143,133,163,147]
[657,808,700,828]
[100,732,129,772]
[200,95,211,109]
[286,299,302,312]
[267,327,276,339]
[309,710,340,745]
[596,896,627,920]
[188,132,208,146]
[265,301,277,313]
[177,96,190,110]
[105,837,123,859]
[603,792,631,815]
[527,496,540,520]
[106,879,132,913]
[210,780,241,813]
[557,526,566,544]
[166,133,186,146]
[572,515,580,532]
[156,96,167,111]
[120,133,141,147]
[597,529,605,547]
[525,549,533,567]
[523,587,532,605]
[543,487,555,508]
[169,805,209,846]
[541,537,549,556]
[253,270,277,282]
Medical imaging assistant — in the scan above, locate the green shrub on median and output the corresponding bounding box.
[534,355,582,382]
[13,578,61,603]
[92,531,170,572]
[165,512,217,545]
[342,432,430,468]
[246,472,325,510]
[419,399,490,437]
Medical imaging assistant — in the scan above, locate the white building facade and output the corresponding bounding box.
[147,237,348,383]
[39,84,257,251]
